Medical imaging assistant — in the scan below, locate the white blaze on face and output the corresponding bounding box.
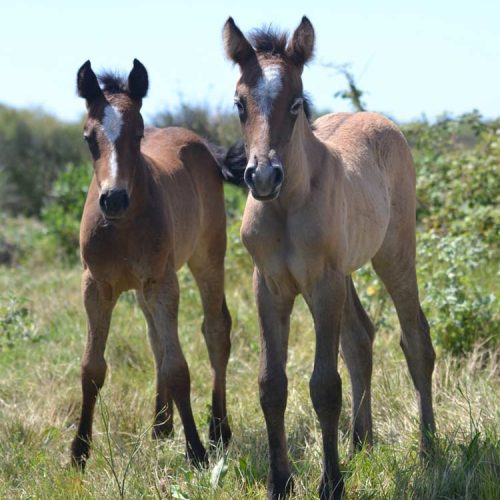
[101,105,123,182]
[253,64,283,117]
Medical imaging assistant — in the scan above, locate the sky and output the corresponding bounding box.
[1,0,499,124]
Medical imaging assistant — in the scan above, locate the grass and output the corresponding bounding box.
[0,214,499,499]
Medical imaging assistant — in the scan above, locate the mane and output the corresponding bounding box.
[248,26,289,57]
[303,94,313,123]
[98,71,128,94]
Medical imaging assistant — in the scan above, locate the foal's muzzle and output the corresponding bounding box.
[99,188,129,219]
[244,151,284,201]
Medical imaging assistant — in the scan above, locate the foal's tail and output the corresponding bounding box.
[208,140,247,187]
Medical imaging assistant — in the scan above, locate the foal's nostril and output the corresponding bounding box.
[99,188,129,217]
[99,194,105,209]
[121,191,129,210]
[244,166,257,189]
[272,167,284,187]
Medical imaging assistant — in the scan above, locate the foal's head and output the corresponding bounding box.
[223,17,314,200]
[77,59,148,220]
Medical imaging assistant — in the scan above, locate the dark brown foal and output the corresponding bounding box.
[71,60,234,470]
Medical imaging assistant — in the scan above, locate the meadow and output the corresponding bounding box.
[0,108,498,498]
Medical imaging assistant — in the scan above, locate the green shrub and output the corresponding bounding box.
[407,114,500,244]
[0,104,87,215]
[41,163,92,261]
[0,294,39,351]
[418,232,498,355]
[153,103,242,148]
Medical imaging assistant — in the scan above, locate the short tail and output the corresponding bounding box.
[208,140,247,187]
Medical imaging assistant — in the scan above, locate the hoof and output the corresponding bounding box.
[70,436,89,471]
[319,473,344,500]
[187,443,209,469]
[267,471,293,499]
[208,417,232,449]
[420,429,437,462]
[152,421,174,440]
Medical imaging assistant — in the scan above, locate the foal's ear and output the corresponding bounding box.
[223,17,255,67]
[77,60,102,100]
[286,16,315,69]
[127,59,149,100]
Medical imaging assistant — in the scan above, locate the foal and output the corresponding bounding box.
[71,59,233,469]
[224,17,436,499]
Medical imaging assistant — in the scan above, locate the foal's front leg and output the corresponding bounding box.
[136,291,174,440]
[254,269,295,499]
[71,270,117,469]
[142,269,207,466]
[305,270,347,500]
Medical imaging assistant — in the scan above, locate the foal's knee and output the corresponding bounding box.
[202,309,231,366]
[259,372,288,415]
[81,357,107,390]
[400,309,436,378]
[310,369,342,418]
[163,357,191,396]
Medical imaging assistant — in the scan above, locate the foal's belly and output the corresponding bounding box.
[342,216,389,273]
[341,178,391,273]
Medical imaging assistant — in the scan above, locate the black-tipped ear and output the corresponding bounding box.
[77,60,102,100]
[127,59,149,99]
[286,16,315,68]
[223,17,255,67]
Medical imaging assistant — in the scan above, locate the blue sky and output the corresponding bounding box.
[1,0,499,124]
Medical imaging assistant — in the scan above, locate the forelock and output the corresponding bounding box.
[98,71,128,95]
[248,26,289,57]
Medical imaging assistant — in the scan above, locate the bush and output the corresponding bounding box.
[41,163,92,261]
[153,103,242,148]
[0,294,39,351]
[0,105,87,215]
[405,113,500,244]
[418,232,498,355]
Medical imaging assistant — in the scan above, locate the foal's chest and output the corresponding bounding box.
[81,218,167,290]
[241,205,331,292]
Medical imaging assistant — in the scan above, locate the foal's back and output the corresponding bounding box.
[140,126,226,268]
[314,112,416,196]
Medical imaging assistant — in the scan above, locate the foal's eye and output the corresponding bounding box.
[83,131,100,160]
[234,97,247,120]
[290,97,303,115]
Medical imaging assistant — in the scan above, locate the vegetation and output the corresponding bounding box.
[0,103,498,498]
[0,105,86,216]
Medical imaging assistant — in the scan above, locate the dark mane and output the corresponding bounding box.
[303,94,313,123]
[249,26,289,57]
[98,71,128,94]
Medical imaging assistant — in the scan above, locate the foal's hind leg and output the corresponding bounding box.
[188,255,232,448]
[136,291,174,440]
[372,248,436,453]
[71,270,117,469]
[340,277,375,453]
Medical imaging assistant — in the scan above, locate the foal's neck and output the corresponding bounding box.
[279,112,320,209]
